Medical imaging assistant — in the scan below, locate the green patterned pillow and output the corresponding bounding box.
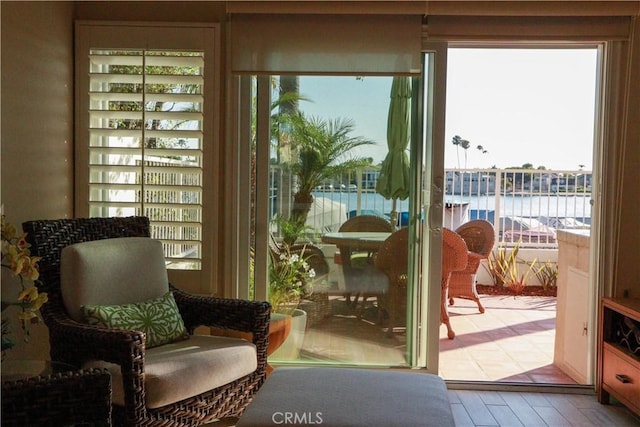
[81,291,189,348]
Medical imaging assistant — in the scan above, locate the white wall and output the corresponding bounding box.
[476,248,559,288]
[1,1,75,225]
[1,1,74,360]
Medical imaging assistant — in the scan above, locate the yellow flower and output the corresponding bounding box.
[1,218,17,242]
[30,292,48,311]
[19,255,41,281]
[17,286,39,304]
[2,215,48,344]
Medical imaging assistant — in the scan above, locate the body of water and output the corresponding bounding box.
[313,191,592,220]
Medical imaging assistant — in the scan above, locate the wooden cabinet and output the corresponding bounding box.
[598,298,640,416]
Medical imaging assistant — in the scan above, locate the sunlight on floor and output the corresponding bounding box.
[293,294,577,385]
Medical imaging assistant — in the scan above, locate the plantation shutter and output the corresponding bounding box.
[76,22,219,290]
[87,50,204,269]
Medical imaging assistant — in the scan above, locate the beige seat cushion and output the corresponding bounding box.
[61,237,169,322]
[84,335,258,409]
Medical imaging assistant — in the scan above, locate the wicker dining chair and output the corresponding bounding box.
[448,220,495,313]
[373,227,409,335]
[22,216,270,426]
[1,368,112,426]
[337,215,394,310]
[442,228,469,339]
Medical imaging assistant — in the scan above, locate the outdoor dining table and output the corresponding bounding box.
[320,231,391,251]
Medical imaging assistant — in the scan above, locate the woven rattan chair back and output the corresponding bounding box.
[374,227,409,334]
[448,219,496,314]
[337,215,394,310]
[455,219,495,257]
[442,228,469,339]
[338,215,394,233]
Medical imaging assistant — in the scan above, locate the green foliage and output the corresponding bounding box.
[485,240,539,291]
[273,215,315,248]
[534,260,558,290]
[285,113,375,194]
[485,241,520,287]
[283,112,375,225]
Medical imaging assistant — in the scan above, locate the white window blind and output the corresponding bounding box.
[88,49,204,269]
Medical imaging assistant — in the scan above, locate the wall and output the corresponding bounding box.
[74,1,227,21]
[616,18,640,297]
[1,1,74,225]
[1,1,74,360]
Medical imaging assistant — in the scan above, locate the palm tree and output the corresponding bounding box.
[452,135,462,168]
[284,112,375,228]
[460,138,471,168]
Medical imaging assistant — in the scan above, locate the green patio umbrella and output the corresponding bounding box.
[376,76,411,228]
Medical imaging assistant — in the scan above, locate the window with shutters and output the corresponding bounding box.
[76,23,218,280]
[87,50,203,269]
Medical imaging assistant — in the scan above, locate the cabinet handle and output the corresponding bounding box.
[615,374,631,384]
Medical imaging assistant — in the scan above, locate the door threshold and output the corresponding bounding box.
[445,380,595,395]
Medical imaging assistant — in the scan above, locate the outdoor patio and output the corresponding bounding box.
[440,294,575,384]
[294,293,577,385]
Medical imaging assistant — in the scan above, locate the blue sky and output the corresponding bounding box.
[295,48,598,171]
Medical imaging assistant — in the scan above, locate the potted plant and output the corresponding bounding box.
[269,245,316,315]
[268,243,319,360]
[282,112,375,229]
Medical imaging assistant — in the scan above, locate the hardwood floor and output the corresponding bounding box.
[448,389,640,426]
[212,388,640,426]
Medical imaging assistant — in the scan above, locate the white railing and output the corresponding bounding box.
[270,166,592,248]
[446,169,591,247]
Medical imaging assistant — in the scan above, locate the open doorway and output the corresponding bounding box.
[439,47,599,385]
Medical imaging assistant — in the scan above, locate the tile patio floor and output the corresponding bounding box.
[440,294,576,384]
[295,294,579,385]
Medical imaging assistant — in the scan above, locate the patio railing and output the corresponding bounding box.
[269,167,592,248]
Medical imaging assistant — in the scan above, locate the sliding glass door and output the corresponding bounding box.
[232,46,447,371]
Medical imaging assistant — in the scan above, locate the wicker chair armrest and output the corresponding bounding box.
[40,294,145,367]
[47,314,146,366]
[461,251,484,273]
[1,368,112,426]
[468,251,485,262]
[171,285,270,349]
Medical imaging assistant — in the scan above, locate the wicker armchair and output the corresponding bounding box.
[448,220,495,314]
[22,216,270,426]
[374,227,409,335]
[2,368,112,426]
[337,215,394,309]
[442,228,469,339]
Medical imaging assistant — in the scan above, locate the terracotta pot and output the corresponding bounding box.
[210,313,293,376]
[270,309,307,361]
